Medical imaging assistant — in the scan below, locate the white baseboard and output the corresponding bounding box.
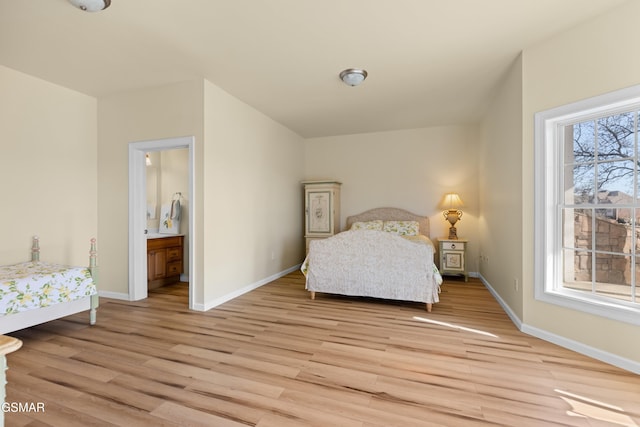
[98,290,131,300]
[194,264,302,312]
[477,273,639,375]
[476,273,523,330]
[99,265,301,308]
[521,323,640,375]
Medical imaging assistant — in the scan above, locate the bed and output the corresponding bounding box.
[302,207,442,311]
[0,236,98,334]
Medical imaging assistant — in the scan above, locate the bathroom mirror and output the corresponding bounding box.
[146,152,160,228]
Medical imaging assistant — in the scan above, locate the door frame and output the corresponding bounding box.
[128,136,195,309]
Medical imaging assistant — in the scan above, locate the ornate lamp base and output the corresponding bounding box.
[443,208,462,240]
[448,226,458,240]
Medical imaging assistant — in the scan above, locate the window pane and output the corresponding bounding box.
[597,160,634,197]
[594,209,629,252]
[597,112,635,160]
[595,253,632,302]
[569,164,594,204]
[563,249,591,288]
[573,120,595,163]
[613,205,632,225]
[594,206,631,225]
[564,208,591,250]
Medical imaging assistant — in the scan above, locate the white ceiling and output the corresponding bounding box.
[0,0,628,138]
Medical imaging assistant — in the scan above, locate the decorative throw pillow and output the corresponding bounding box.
[383,220,419,236]
[351,220,384,231]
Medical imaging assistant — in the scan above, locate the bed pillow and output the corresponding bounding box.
[383,220,419,236]
[350,220,384,231]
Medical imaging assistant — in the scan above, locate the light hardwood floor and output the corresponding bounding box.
[5,272,640,426]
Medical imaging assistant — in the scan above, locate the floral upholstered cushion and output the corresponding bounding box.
[350,220,384,231]
[383,220,419,236]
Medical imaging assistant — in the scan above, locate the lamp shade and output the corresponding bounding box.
[68,0,111,12]
[443,193,464,209]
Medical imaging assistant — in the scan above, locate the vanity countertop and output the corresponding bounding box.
[146,233,183,239]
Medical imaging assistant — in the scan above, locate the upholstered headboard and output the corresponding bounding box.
[345,207,430,236]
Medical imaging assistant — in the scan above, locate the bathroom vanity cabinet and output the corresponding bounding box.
[147,235,184,289]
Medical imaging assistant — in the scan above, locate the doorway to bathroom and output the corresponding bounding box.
[128,136,195,309]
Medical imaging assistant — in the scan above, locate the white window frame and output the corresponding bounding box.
[534,84,640,326]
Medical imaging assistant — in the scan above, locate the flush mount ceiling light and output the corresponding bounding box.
[68,0,111,12]
[339,68,368,86]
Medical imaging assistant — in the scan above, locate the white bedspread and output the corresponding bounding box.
[0,261,97,316]
[302,230,442,304]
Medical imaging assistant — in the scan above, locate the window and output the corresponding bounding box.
[535,85,640,325]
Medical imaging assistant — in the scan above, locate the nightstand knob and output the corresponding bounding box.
[451,244,456,249]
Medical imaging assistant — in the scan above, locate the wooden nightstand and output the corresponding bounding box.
[438,238,468,281]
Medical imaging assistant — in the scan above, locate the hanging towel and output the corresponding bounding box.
[159,205,178,234]
[170,195,181,221]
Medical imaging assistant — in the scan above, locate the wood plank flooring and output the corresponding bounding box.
[5,272,640,426]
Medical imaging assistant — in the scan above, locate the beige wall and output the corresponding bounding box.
[0,65,97,266]
[202,81,304,304]
[304,126,480,273]
[98,80,204,298]
[521,0,640,364]
[478,55,524,317]
[99,78,305,309]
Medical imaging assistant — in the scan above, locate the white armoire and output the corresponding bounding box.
[302,180,341,253]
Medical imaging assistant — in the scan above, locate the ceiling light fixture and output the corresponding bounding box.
[68,0,111,12]
[339,68,368,87]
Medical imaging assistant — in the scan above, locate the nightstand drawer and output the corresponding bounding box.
[441,241,465,251]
